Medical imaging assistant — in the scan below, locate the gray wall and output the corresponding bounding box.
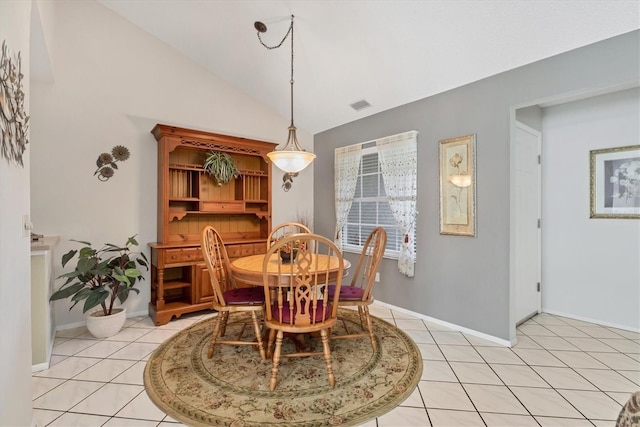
[314,31,639,341]
[516,106,543,131]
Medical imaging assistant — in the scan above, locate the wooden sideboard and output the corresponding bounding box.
[149,124,276,325]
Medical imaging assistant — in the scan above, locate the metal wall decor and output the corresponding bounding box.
[0,40,30,167]
[95,145,131,181]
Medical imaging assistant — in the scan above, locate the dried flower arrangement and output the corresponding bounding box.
[271,237,307,262]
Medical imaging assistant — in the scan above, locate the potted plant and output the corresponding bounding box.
[50,235,149,338]
[203,150,241,186]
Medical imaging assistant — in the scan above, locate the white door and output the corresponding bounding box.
[514,122,542,324]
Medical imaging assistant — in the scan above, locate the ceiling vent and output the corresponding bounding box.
[350,100,371,111]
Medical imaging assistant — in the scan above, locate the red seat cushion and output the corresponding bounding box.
[327,284,365,301]
[271,301,332,323]
[223,287,265,304]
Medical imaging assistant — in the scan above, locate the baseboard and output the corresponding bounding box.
[55,319,86,331]
[542,309,640,333]
[374,300,516,347]
[128,309,149,318]
[55,308,151,331]
[31,361,50,373]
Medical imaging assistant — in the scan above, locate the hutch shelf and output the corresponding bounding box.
[149,124,277,325]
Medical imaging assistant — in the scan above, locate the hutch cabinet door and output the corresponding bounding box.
[195,264,215,304]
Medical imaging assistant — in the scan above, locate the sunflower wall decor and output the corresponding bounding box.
[0,40,30,167]
[95,145,130,181]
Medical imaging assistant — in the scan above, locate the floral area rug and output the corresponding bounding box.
[144,308,423,427]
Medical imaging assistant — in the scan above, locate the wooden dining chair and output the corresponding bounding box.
[262,233,344,391]
[330,227,387,351]
[267,222,311,250]
[200,226,267,360]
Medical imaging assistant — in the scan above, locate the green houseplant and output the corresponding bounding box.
[203,150,241,186]
[50,235,148,337]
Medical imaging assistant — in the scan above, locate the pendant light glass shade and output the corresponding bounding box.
[267,151,316,174]
[267,125,316,173]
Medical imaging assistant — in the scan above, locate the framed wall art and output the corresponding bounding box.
[590,144,640,219]
[439,134,476,236]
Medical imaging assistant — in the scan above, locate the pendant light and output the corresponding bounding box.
[255,15,315,174]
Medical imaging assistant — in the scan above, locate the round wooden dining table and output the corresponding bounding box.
[230,253,350,287]
[230,253,350,353]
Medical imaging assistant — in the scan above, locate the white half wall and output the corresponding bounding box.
[541,88,640,331]
[30,0,314,329]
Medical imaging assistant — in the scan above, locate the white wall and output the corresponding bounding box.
[30,0,314,328]
[0,1,33,424]
[542,88,640,330]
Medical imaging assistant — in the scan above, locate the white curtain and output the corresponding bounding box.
[377,131,418,277]
[334,144,362,249]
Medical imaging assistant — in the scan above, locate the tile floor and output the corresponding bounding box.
[32,304,639,426]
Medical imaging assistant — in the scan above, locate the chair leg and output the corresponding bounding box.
[208,313,223,359]
[269,330,284,391]
[357,306,366,330]
[219,311,230,337]
[267,328,276,360]
[250,310,266,360]
[363,306,377,351]
[320,328,336,387]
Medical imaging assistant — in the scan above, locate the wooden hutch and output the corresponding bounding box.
[149,124,277,325]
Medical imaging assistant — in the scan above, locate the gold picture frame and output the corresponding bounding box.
[589,145,640,219]
[439,134,476,236]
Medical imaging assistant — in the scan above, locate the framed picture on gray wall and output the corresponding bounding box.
[439,134,476,236]
[590,145,640,219]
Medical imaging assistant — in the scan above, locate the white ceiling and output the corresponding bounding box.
[98,0,639,134]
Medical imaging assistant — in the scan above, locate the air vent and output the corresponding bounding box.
[350,100,371,111]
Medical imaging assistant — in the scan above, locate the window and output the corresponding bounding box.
[335,130,418,276]
[341,145,415,260]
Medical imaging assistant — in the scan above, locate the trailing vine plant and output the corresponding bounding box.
[203,151,241,186]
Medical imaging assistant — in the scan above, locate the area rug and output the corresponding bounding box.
[144,308,422,427]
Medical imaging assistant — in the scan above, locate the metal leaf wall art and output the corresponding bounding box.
[0,40,30,167]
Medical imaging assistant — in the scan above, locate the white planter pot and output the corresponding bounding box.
[85,308,127,338]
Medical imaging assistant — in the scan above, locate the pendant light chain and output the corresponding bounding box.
[257,16,296,128]
[290,18,294,128]
[256,15,294,50]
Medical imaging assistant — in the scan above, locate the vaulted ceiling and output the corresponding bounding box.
[98,0,639,134]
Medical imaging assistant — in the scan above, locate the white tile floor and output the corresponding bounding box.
[32,304,639,426]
